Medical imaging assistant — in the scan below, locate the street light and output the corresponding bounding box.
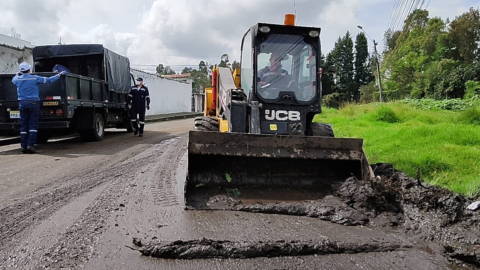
[357,25,383,102]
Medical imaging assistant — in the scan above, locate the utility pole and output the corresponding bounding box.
[372,39,383,102]
[357,25,384,102]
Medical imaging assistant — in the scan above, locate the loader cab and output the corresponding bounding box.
[240,23,321,106]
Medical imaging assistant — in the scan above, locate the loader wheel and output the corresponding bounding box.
[231,89,247,101]
[308,123,334,137]
[194,116,219,126]
[194,116,219,131]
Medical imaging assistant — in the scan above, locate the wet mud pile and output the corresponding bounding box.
[234,163,480,266]
[137,238,408,259]
[232,163,480,266]
[140,163,479,267]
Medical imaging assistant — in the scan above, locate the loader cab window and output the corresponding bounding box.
[256,34,317,103]
[240,30,253,97]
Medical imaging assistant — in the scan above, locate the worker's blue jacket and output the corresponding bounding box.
[12,73,61,101]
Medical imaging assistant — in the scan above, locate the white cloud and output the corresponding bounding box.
[1,0,479,73]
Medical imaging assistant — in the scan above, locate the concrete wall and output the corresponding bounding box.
[0,44,33,74]
[131,69,192,115]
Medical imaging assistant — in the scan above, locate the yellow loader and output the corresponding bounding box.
[186,15,373,209]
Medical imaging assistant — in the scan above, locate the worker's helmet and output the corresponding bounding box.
[19,62,31,72]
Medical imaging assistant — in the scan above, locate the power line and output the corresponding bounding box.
[425,0,432,9]
[419,0,426,9]
[128,54,240,59]
[132,64,207,67]
[388,0,401,30]
[393,0,409,31]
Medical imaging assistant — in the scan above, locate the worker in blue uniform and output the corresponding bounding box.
[127,77,150,137]
[12,62,66,153]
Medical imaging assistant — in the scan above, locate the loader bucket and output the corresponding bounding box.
[185,130,373,209]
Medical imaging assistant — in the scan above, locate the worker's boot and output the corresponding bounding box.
[139,122,145,137]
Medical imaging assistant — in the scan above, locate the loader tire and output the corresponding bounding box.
[194,116,219,126]
[308,123,334,137]
[231,89,247,101]
[194,117,219,131]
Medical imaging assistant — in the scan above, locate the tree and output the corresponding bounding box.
[382,10,447,99]
[184,60,212,94]
[219,54,230,68]
[354,32,374,101]
[321,53,335,96]
[337,32,355,101]
[384,28,401,53]
[156,64,176,75]
[231,60,240,70]
[448,8,480,64]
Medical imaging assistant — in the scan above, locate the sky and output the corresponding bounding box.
[1,0,479,73]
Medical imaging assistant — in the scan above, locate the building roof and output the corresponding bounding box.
[0,33,33,49]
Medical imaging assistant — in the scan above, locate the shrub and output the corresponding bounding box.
[375,105,400,123]
[464,80,480,100]
[323,93,341,109]
[458,106,480,125]
[359,81,377,103]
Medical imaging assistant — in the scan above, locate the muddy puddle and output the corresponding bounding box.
[142,163,480,268]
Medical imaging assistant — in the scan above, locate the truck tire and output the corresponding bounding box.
[307,123,334,137]
[194,116,219,131]
[79,113,105,141]
[36,132,51,144]
[125,119,134,133]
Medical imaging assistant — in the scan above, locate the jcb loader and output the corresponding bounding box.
[186,15,373,209]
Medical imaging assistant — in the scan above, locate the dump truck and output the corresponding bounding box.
[0,44,133,142]
[186,15,373,209]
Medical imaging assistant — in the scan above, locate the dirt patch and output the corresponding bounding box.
[138,237,409,259]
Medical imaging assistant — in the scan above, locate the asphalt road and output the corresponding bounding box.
[0,119,458,269]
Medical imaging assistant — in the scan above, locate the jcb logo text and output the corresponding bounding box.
[265,110,301,121]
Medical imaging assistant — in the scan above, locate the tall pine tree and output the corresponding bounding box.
[337,32,355,101]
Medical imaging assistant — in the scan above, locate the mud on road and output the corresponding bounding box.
[0,119,479,269]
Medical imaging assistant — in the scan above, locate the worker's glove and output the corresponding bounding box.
[16,72,22,76]
[147,105,150,110]
[128,104,132,109]
[60,71,67,76]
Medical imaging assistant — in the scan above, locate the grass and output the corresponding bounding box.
[314,102,480,197]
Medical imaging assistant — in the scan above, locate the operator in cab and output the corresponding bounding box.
[258,52,298,91]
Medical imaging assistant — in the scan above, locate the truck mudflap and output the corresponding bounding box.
[185,130,374,209]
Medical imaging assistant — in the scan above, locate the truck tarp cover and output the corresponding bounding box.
[32,44,131,94]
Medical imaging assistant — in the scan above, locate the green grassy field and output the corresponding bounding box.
[313,101,480,197]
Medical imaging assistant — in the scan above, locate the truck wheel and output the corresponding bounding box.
[79,113,105,141]
[194,116,219,131]
[307,123,334,137]
[125,119,134,133]
[36,132,51,143]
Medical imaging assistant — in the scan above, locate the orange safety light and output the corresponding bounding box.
[284,14,295,26]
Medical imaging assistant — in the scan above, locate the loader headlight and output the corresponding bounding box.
[309,30,319,37]
[259,26,271,33]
